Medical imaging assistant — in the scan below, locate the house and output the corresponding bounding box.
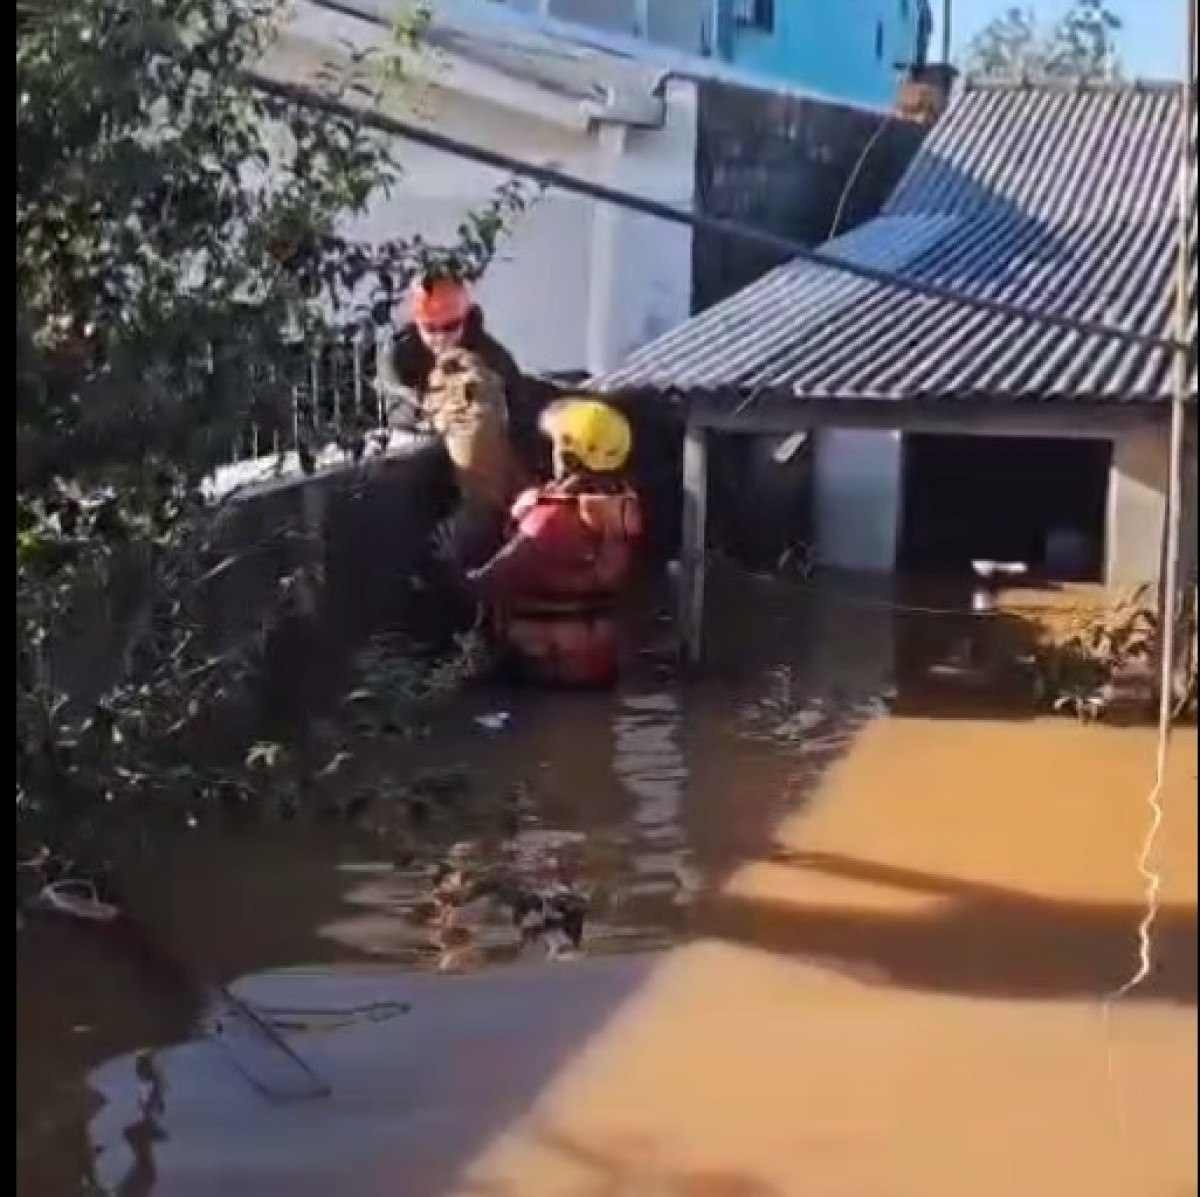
[466,0,934,109]
[257,0,932,385]
[214,0,933,496]
[591,79,1197,622]
[263,0,698,379]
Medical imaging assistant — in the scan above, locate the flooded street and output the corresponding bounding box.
[16,568,1197,1197]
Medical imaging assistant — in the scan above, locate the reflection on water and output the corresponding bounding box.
[25,565,1102,1196]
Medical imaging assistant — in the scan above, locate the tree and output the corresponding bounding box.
[15,0,535,860]
[1045,0,1123,79]
[963,6,1046,77]
[963,0,1123,81]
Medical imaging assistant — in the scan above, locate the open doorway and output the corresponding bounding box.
[899,434,1112,581]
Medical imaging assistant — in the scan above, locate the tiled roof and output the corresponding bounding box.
[594,80,1196,405]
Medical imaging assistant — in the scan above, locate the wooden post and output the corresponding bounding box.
[679,419,709,666]
[1156,11,1195,712]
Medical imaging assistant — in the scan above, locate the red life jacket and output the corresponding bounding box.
[506,484,642,604]
[490,482,643,686]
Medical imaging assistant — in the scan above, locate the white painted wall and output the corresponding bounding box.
[813,430,904,572]
[815,421,1175,586]
[585,82,698,374]
[264,7,697,380]
[1106,425,1170,587]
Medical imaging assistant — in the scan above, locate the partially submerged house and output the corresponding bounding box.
[592,79,1197,613]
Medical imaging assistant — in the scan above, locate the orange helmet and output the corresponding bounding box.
[409,277,471,329]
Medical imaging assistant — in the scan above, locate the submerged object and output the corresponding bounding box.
[29,880,120,923]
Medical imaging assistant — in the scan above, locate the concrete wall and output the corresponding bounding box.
[1102,421,1196,590]
[201,446,456,737]
[690,81,923,568]
[584,84,698,374]
[809,421,1178,585]
[692,79,925,310]
[814,430,904,573]
[270,8,697,381]
[1106,425,1171,587]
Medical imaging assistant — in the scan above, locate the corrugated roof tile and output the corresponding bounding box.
[593,81,1196,406]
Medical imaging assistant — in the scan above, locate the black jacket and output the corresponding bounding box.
[378,307,524,425]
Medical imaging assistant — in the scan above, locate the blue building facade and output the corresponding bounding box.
[482,0,934,110]
[718,0,933,108]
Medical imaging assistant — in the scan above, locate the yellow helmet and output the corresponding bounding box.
[540,399,632,473]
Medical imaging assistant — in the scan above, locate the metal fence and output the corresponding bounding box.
[229,327,387,466]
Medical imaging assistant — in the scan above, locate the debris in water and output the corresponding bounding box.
[254,1000,412,1033]
[474,712,511,733]
[971,559,1028,580]
[672,862,704,907]
[30,880,120,923]
[511,884,588,960]
[134,1051,165,1119]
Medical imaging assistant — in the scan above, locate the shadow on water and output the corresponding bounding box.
[698,851,1197,1004]
[457,1124,783,1196]
[20,564,891,1195]
[19,561,1185,1195]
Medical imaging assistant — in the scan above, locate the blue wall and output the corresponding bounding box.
[469,0,931,111]
[727,0,929,109]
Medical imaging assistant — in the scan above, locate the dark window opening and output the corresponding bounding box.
[875,18,885,60]
[899,435,1112,582]
[733,0,774,33]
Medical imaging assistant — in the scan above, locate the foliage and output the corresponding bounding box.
[16,480,315,856]
[1026,584,1198,722]
[1046,0,1123,78]
[963,0,1123,81]
[964,5,1044,77]
[19,0,390,492]
[341,628,493,736]
[15,0,535,860]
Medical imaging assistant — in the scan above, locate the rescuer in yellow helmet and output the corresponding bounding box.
[466,398,643,687]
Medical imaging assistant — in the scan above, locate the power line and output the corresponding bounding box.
[242,63,1191,357]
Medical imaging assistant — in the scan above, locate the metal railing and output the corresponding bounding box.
[228,326,389,467]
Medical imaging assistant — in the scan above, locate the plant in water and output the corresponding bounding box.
[1032,586,1174,721]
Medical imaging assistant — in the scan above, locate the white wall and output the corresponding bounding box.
[1106,425,1170,587]
[584,81,698,375]
[265,9,697,380]
[814,421,1175,586]
[813,430,904,573]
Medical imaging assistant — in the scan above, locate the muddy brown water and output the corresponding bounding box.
[16,567,1197,1196]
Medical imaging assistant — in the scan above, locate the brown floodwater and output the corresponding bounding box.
[16,566,1197,1196]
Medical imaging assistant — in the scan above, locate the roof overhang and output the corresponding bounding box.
[276,0,666,135]
[604,390,1185,438]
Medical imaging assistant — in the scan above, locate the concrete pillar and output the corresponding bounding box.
[586,124,629,376]
[584,81,698,376]
[678,420,709,665]
[1106,425,1170,587]
[813,429,904,573]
